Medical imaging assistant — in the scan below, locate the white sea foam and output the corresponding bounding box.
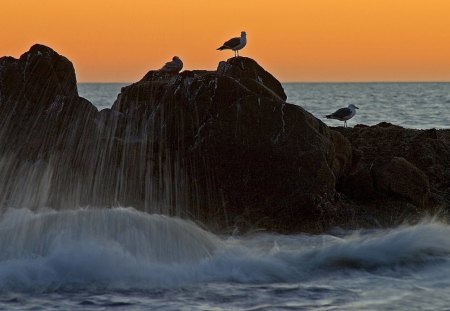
[1,208,449,293]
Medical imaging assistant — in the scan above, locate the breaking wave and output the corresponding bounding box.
[0,208,449,292]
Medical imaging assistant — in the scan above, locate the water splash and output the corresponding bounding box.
[1,210,449,292]
[0,207,219,263]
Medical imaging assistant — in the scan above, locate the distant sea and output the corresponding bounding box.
[2,83,447,310]
[78,82,450,129]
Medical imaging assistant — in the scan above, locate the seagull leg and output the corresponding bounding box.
[344,121,347,128]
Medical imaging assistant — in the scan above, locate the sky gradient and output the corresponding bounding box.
[1,0,450,82]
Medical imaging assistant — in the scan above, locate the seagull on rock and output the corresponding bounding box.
[326,104,359,127]
[159,56,183,74]
[217,31,247,57]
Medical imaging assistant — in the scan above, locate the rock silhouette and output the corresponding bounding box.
[0,45,448,232]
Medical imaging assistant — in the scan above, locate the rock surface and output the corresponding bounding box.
[334,124,450,228]
[0,44,97,160]
[0,45,449,233]
[110,56,345,231]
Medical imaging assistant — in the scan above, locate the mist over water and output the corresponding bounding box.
[1,83,450,310]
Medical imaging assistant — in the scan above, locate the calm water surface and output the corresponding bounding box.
[284,82,450,129]
[79,82,450,128]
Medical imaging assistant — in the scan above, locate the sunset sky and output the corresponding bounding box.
[1,0,450,82]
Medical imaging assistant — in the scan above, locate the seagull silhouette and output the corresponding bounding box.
[325,104,359,127]
[217,31,247,57]
[160,56,183,74]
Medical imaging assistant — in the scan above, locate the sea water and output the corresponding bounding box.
[283,82,450,129]
[1,83,449,310]
[79,82,450,129]
[1,207,450,310]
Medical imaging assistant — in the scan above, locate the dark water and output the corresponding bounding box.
[1,83,449,310]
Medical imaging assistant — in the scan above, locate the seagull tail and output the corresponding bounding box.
[217,46,228,50]
[325,114,333,119]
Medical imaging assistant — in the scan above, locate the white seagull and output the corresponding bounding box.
[160,56,183,74]
[217,31,247,57]
[326,104,359,127]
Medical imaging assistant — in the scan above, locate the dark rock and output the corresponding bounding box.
[329,130,352,180]
[1,45,449,233]
[0,44,96,158]
[217,57,287,101]
[373,157,430,207]
[0,44,99,210]
[111,56,341,231]
[336,124,450,214]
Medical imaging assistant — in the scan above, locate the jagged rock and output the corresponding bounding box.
[329,130,352,180]
[2,45,449,233]
[0,44,78,109]
[373,157,430,206]
[111,57,342,231]
[0,44,97,159]
[336,123,450,211]
[0,45,99,210]
[216,57,287,101]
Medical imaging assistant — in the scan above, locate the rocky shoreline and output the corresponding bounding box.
[0,44,449,233]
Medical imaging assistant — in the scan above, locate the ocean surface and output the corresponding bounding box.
[1,83,450,310]
[78,82,450,129]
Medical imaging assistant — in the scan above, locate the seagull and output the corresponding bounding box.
[159,56,183,74]
[325,104,359,127]
[217,31,247,57]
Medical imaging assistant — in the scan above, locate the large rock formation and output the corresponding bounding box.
[0,44,448,232]
[108,56,350,231]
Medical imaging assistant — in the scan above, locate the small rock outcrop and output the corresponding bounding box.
[335,123,450,227]
[0,44,97,160]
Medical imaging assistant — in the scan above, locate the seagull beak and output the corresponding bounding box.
[355,106,359,109]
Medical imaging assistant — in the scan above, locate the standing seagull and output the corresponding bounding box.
[160,56,183,74]
[326,104,359,127]
[217,31,247,57]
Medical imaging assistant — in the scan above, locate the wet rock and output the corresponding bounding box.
[329,130,352,180]
[2,45,449,233]
[341,165,376,199]
[0,44,97,159]
[373,157,430,207]
[216,57,287,101]
[112,56,341,231]
[336,123,450,213]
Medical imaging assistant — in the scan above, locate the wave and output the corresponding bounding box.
[0,208,449,292]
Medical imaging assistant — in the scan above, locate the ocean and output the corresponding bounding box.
[1,83,449,310]
[78,82,450,129]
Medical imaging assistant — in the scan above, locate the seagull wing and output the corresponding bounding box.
[218,37,241,49]
[331,107,352,119]
[161,61,180,72]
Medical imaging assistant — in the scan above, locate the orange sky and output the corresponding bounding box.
[1,0,450,82]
